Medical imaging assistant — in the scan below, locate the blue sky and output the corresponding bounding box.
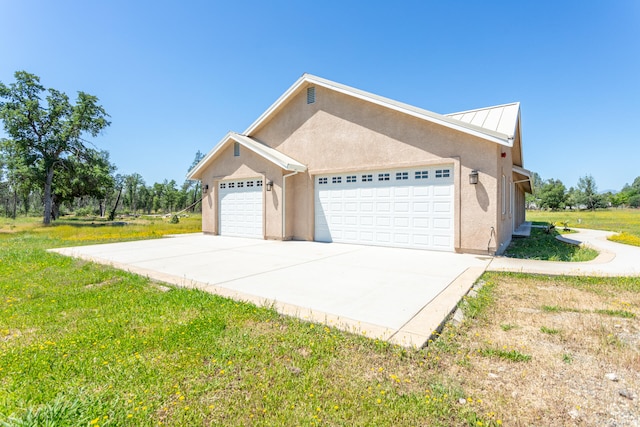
[1,0,639,191]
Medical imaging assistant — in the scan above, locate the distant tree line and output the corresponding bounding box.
[526,172,640,211]
[0,70,204,222]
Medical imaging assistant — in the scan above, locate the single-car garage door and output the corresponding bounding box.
[314,166,454,251]
[218,178,263,238]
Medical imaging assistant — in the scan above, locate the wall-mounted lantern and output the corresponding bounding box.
[469,170,479,185]
[203,184,209,193]
[266,180,273,191]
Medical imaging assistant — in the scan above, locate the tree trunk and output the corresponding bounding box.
[108,187,122,221]
[12,188,17,219]
[23,191,30,216]
[191,183,200,212]
[52,199,59,220]
[43,166,55,225]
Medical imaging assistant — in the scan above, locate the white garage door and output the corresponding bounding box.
[314,166,454,251]
[218,179,263,238]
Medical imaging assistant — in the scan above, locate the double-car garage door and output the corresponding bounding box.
[314,166,454,251]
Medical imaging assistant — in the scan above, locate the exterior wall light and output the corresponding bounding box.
[469,170,479,185]
[266,180,273,191]
[203,184,209,193]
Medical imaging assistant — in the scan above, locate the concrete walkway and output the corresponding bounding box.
[51,236,492,348]
[488,228,640,276]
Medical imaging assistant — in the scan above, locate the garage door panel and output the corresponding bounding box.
[376,202,391,212]
[376,232,391,243]
[359,231,374,242]
[394,217,410,227]
[413,234,430,245]
[394,233,410,244]
[433,218,452,230]
[394,187,410,197]
[433,185,452,196]
[376,216,391,227]
[413,186,430,196]
[360,215,374,226]
[394,202,409,212]
[344,230,358,240]
[376,187,391,197]
[413,217,430,228]
[314,166,454,251]
[434,202,452,213]
[433,235,452,249]
[413,202,430,212]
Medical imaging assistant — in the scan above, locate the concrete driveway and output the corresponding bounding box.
[51,234,491,347]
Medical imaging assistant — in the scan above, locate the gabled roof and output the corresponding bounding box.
[187,74,525,181]
[187,132,306,180]
[445,102,520,138]
[244,73,519,147]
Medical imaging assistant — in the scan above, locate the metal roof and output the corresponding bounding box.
[446,102,520,139]
[187,132,306,180]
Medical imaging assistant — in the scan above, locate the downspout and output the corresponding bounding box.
[282,170,300,240]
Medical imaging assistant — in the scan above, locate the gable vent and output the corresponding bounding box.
[307,87,316,104]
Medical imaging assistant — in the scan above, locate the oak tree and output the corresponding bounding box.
[0,71,110,224]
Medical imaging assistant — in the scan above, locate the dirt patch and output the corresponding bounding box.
[84,278,121,289]
[149,282,172,292]
[437,274,640,426]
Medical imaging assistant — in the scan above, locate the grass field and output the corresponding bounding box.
[1,216,638,425]
[527,208,640,247]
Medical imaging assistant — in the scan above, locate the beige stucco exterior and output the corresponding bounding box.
[191,75,531,254]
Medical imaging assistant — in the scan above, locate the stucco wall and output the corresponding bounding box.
[250,85,502,253]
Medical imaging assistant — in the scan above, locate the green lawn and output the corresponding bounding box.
[503,226,598,261]
[0,217,497,426]
[526,208,640,246]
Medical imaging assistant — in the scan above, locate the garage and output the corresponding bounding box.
[314,166,454,251]
[218,178,263,238]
